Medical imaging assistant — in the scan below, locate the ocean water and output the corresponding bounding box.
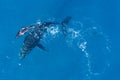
[0,0,119,80]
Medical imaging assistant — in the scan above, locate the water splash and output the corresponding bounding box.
[42,18,111,80]
[70,19,111,80]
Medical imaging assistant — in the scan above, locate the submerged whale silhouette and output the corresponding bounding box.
[17,17,71,59]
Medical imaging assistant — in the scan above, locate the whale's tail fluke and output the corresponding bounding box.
[61,16,71,36]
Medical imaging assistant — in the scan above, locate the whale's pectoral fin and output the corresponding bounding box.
[37,44,47,51]
[61,16,72,36]
[19,53,26,60]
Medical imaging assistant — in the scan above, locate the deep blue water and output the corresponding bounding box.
[0,0,120,80]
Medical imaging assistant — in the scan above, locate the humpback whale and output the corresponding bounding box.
[16,16,71,59]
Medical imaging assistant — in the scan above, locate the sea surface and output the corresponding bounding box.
[0,0,119,80]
